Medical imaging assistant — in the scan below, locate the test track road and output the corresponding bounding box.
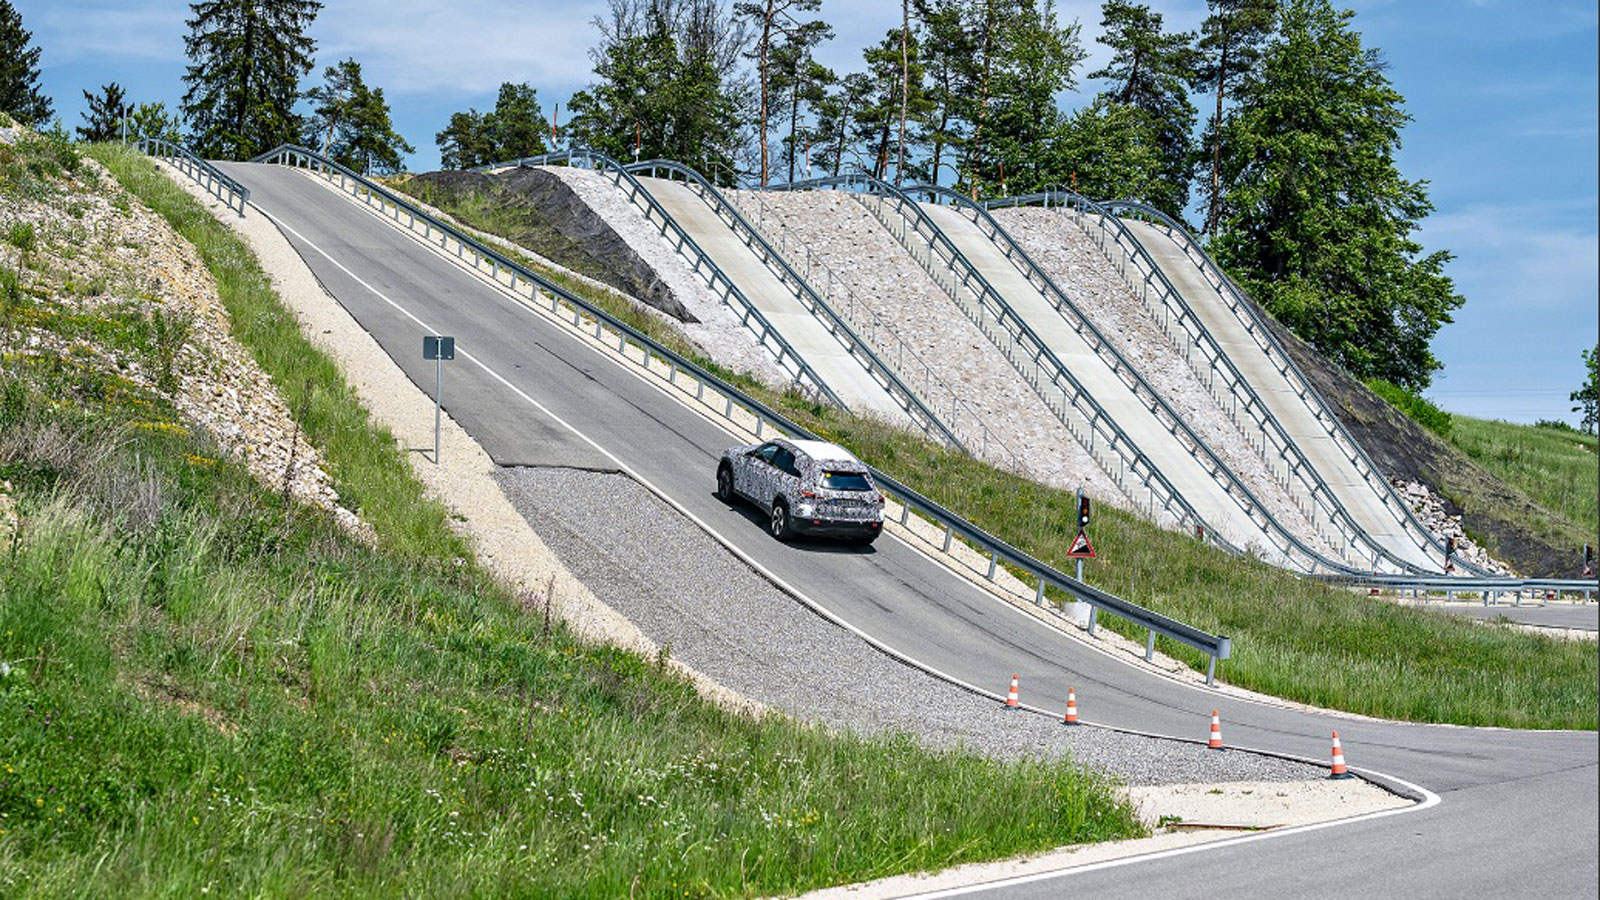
[219,163,1597,899]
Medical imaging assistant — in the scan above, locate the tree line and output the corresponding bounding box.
[0,0,1477,389]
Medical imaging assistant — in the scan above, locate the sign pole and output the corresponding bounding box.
[424,335,455,466]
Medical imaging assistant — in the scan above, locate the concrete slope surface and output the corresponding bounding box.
[1123,218,1441,574]
[217,162,1598,900]
[917,201,1297,561]
[632,174,908,423]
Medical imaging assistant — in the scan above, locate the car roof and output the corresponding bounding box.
[787,439,861,464]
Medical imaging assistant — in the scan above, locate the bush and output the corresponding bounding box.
[1535,419,1577,433]
[1366,378,1452,437]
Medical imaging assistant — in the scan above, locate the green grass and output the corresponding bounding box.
[1366,378,1452,437]
[1446,415,1598,538]
[0,141,1148,896]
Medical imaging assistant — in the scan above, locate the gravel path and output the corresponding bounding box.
[726,188,1135,508]
[991,206,1345,560]
[493,465,1327,787]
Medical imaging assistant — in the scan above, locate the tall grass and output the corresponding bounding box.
[400,178,1598,731]
[1447,416,1598,537]
[0,429,1139,896]
[0,142,1148,896]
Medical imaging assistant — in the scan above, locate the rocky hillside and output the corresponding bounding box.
[0,122,368,541]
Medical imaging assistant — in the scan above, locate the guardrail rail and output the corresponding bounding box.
[135,136,250,215]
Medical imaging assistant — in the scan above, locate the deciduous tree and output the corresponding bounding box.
[1573,345,1598,434]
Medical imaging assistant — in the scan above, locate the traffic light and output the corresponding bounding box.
[1077,495,1091,529]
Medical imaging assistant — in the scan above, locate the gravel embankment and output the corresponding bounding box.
[493,465,1328,786]
[991,206,1344,560]
[726,188,1135,508]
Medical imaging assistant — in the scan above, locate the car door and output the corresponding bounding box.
[770,445,803,507]
[740,443,781,504]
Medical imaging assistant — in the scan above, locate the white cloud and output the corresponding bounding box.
[311,0,612,97]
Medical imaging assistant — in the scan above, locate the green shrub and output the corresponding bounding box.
[1366,378,1452,437]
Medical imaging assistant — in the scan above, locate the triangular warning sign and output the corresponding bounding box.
[1067,528,1096,558]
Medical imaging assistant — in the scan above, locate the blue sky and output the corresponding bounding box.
[13,0,1597,425]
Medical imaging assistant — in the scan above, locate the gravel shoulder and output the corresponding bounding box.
[158,162,1414,886]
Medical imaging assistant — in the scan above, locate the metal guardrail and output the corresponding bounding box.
[1099,200,1491,577]
[924,185,1416,575]
[135,137,250,215]
[622,158,964,450]
[465,149,847,411]
[1319,573,1596,604]
[248,143,1236,681]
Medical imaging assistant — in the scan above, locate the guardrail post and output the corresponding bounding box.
[1145,630,1156,661]
[1086,606,1097,636]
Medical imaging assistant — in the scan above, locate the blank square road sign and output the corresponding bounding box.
[423,335,455,360]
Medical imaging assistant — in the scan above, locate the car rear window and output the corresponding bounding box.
[821,471,872,491]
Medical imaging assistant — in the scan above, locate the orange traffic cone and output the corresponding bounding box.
[1329,730,1353,779]
[1207,710,1223,749]
[1003,674,1021,710]
[1063,687,1079,725]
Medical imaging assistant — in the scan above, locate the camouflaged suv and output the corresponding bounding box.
[716,438,885,544]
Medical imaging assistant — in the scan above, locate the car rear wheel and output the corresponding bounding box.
[770,500,795,542]
[716,464,736,503]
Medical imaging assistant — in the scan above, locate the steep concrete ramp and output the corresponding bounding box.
[634,175,908,424]
[1123,219,1440,572]
[918,202,1275,556]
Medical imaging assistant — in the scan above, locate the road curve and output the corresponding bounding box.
[216,162,1598,899]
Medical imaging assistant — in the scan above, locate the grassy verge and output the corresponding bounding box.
[392,178,1598,731]
[1445,416,1597,538]
[0,143,1148,895]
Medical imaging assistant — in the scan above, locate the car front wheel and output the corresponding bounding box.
[770,500,795,542]
[716,464,736,503]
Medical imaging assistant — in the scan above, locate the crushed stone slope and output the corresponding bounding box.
[726,187,1134,505]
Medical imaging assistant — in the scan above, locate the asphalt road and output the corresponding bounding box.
[218,163,1598,899]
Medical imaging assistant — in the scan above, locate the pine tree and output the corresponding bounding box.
[980,0,1082,195]
[567,0,749,176]
[305,59,412,174]
[1047,97,1164,202]
[1088,0,1196,215]
[181,0,322,160]
[770,34,834,182]
[130,102,185,144]
[484,83,547,161]
[735,0,825,185]
[1213,0,1462,390]
[77,83,128,142]
[0,0,52,126]
[1191,0,1277,234]
[435,111,491,170]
